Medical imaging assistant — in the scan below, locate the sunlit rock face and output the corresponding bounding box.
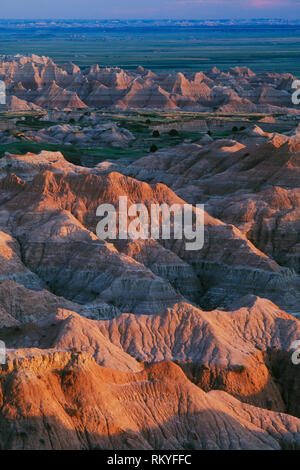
[0,147,299,451]
[0,354,300,450]
[0,54,300,450]
[1,54,299,113]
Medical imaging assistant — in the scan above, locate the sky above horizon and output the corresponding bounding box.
[0,0,299,20]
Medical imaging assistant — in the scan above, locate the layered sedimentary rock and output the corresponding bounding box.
[0,280,119,324]
[0,110,299,449]
[0,150,296,312]
[96,296,300,413]
[7,95,42,112]
[0,355,300,450]
[113,131,300,311]
[23,123,134,148]
[1,54,299,113]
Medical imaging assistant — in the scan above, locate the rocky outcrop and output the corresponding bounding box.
[97,297,300,413]
[0,150,295,311]
[35,81,87,110]
[0,354,299,450]
[115,133,300,311]
[24,122,134,148]
[1,54,299,112]
[0,110,299,450]
[0,280,118,323]
[7,95,42,112]
[0,230,43,290]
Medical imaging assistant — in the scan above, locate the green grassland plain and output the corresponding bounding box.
[1,23,300,74]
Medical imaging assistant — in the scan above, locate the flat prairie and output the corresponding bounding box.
[1,21,300,73]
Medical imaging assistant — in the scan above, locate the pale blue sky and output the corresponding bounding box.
[0,0,299,20]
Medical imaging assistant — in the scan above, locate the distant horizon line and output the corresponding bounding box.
[1,18,300,21]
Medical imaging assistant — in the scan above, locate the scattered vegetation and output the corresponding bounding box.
[65,407,79,417]
[0,109,280,168]
[168,129,179,136]
[231,365,246,373]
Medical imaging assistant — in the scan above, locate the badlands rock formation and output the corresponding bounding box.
[0,55,299,450]
[0,147,298,451]
[98,137,300,310]
[24,123,134,148]
[1,356,300,450]
[0,54,299,113]
[0,150,296,312]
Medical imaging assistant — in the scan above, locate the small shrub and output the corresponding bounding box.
[45,422,51,431]
[182,440,197,450]
[152,130,160,137]
[91,445,102,450]
[232,126,238,132]
[232,365,246,373]
[65,408,79,417]
[266,399,273,410]
[168,129,179,136]
[150,144,158,152]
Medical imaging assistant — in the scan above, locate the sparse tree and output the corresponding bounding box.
[150,144,158,152]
